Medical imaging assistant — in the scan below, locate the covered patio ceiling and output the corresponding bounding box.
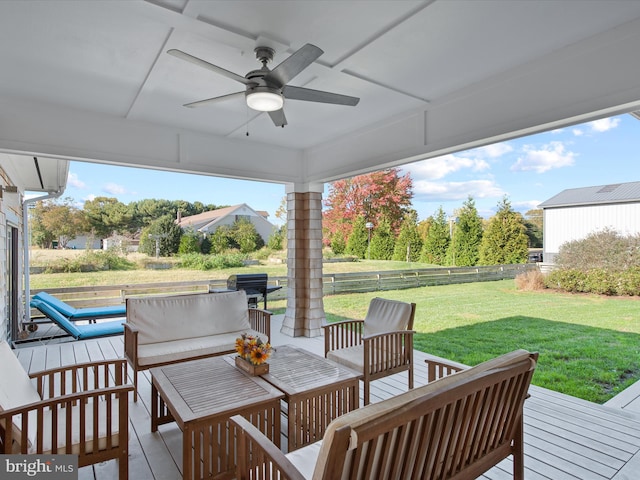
[2,1,640,188]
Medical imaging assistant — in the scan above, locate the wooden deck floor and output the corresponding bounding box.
[12,315,640,480]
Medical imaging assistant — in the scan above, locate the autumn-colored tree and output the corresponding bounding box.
[479,197,529,265]
[323,168,413,245]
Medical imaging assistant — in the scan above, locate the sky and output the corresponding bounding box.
[61,113,638,226]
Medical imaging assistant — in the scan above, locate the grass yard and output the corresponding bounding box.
[307,280,640,404]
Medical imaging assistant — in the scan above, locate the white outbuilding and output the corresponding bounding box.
[539,181,640,264]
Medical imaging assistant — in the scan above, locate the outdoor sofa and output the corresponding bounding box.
[124,289,271,401]
[232,349,538,480]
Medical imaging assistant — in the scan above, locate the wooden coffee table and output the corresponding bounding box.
[260,344,361,451]
[150,357,283,480]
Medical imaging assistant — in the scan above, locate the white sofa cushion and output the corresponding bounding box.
[136,329,267,367]
[285,440,322,479]
[0,341,41,410]
[326,344,365,372]
[0,341,41,452]
[363,298,413,336]
[127,291,251,345]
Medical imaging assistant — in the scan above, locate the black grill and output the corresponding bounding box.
[226,273,281,309]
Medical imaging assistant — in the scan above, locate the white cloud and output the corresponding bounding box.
[572,128,584,136]
[413,179,505,201]
[67,172,86,189]
[512,200,542,212]
[84,194,96,202]
[511,141,576,173]
[470,142,513,158]
[406,154,490,180]
[102,183,127,195]
[589,117,620,132]
[550,128,564,134]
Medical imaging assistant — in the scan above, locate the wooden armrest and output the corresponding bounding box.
[323,320,364,355]
[123,323,139,367]
[230,414,306,480]
[0,384,133,454]
[249,308,272,339]
[29,359,129,399]
[423,356,466,383]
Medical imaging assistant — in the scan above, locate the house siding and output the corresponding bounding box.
[543,202,640,263]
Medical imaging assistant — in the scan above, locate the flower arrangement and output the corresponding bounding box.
[235,333,273,366]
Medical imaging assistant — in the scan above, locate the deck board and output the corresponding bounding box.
[11,314,640,480]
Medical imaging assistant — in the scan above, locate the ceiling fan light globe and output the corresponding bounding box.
[246,91,283,112]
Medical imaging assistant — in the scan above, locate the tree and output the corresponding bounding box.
[323,168,413,246]
[369,218,395,260]
[393,212,422,262]
[84,197,132,237]
[267,226,285,251]
[32,198,88,248]
[479,197,529,265]
[139,215,182,257]
[330,231,346,255]
[231,217,264,253]
[345,215,369,259]
[209,225,233,254]
[446,197,483,266]
[420,206,450,265]
[524,208,543,248]
[178,230,202,254]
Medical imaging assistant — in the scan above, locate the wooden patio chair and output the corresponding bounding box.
[0,341,133,480]
[231,349,538,480]
[323,297,416,404]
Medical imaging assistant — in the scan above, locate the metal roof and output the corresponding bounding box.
[539,181,640,208]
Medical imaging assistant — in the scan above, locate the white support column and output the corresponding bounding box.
[280,184,325,337]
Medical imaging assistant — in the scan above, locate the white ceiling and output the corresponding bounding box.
[2,0,640,191]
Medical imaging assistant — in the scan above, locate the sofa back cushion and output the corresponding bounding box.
[363,297,413,336]
[126,291,251,345]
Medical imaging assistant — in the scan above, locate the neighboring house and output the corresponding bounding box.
[539,181,640,264]
[0,154,68,342]
[66,235,102,250]
[177,204,276,243]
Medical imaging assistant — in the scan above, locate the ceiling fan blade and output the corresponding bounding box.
[268,109,288,127]
[183,91,245,108]
[283,85,360,106]
[264,44,323,87]
[167,49,250,85]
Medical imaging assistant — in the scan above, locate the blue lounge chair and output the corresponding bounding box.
[32,291,126,320]
[30,299,125,340]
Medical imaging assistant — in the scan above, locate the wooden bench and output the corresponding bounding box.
[231,349,538,480]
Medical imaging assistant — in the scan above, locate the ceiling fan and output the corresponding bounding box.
[167,44,360,127]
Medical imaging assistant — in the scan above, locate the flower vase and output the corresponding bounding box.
[235,356,269,376]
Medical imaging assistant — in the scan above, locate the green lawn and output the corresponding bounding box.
[308,280,640,404]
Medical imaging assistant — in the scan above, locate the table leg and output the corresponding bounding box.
[151,381,158,432]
